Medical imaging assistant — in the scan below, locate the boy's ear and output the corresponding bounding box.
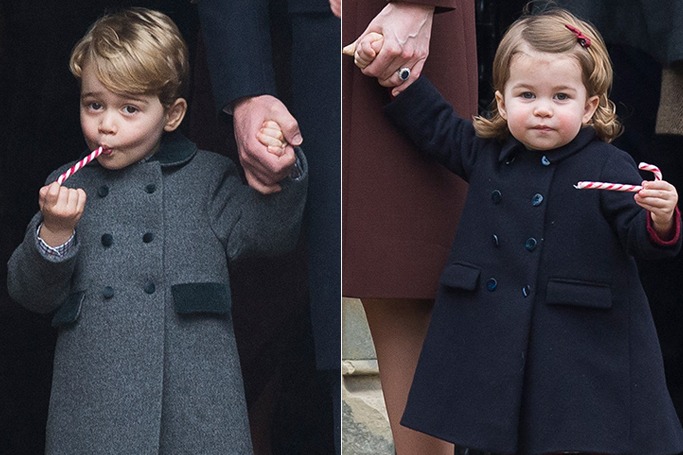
[164,98,188,132]
[495,90,507,120]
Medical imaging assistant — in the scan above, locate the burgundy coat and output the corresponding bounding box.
[342,0,478,299]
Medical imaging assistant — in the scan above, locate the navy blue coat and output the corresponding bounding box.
[386,77,683,455]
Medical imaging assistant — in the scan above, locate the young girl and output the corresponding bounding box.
[356,8,683,455]
[7,8,306,454]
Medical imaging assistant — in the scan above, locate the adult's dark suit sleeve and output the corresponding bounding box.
[197,0,277,112]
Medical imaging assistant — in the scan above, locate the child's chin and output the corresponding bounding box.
[96,157,126,170]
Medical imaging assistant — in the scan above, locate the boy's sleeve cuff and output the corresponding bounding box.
[288,146,307,182]
[36,223,77,259]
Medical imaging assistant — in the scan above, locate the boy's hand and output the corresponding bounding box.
[257,120,289,157]
[635,179,679,237]
[38,182,87,247]
[233,95,300,194]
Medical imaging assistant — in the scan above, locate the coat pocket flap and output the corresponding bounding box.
[172,282,231,315]
[439,263,481,291]
[51,291,85,327]
[546,279,612,309]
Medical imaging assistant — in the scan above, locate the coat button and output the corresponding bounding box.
[541,155,551,166]
[143,232,154,243]
[486,278,498,291]
[525,237,538,251]
[531,193,544,206]
[522,285,531,297]
[102,286,115,299]
[492,234,500,247]
[97,185,109,197]
[144,282,156,294]
[491,190,502,204]
[101,233,113,247]
[145,184,157,194]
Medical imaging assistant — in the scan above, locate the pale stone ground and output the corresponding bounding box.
[342,298,394,454]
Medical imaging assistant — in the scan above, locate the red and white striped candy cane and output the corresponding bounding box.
[56,146,104,185]
[637,162,662,181]
[574,162,662,192]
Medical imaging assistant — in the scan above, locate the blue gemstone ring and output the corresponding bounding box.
[398,67,411,81]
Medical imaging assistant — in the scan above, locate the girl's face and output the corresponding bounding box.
[79,61,185,170]
[495,47,599,151]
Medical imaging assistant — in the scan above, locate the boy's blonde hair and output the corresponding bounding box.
[69,7,189,108]
[473,8,622,143]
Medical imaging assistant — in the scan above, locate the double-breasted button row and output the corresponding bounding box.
[100,282,156,298]
[485,279,533,297]
[491,190,544,207]
[489,234,538,252]
[101,232,155,247]
[98,183,157,198]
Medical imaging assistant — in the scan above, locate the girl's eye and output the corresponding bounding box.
[521,92,534,99]
[123,105,139,114]
[555,93,569,100]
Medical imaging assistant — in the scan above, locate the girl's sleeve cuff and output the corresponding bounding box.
[647,206,681,246]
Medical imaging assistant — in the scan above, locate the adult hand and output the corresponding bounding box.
[38,182,86,247]
[347,2,435,96]
[232,95,302,194]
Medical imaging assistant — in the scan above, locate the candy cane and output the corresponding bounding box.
[56,146,104,185]
[574,162,662,192]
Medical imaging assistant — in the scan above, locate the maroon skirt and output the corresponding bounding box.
[342,0,478,299]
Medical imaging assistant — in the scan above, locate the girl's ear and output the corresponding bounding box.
[164,98,188,132]
[495,90,507,119]
[583,95,600,124]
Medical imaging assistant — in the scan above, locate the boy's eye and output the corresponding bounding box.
[123,105,139,114]
[88,102,103,110]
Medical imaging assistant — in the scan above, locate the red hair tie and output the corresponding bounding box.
[565,24,591,48]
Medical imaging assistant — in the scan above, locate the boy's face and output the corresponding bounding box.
[79,62,179,170]
[495,47,599,151]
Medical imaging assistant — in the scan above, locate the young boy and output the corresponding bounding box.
[7,8,306,454]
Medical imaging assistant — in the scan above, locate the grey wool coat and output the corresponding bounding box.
[386,78,683,455]
[7,132,307,454]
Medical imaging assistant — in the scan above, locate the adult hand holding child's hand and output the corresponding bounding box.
[342,2,435,96]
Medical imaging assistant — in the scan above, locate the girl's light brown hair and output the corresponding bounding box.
[473,8,622,143]
[69,7,189,108]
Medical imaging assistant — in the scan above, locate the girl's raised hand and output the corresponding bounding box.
[635,179,679,237]
[38,182,87,247]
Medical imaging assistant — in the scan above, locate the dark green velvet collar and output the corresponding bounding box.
[79,131,198,168]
